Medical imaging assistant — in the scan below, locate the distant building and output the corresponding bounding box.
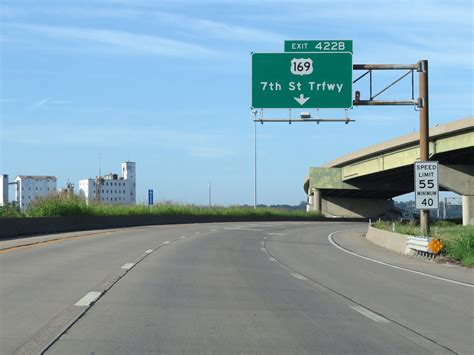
[15,175,57,210]
[1,174,8,206]
[79,161,136,205]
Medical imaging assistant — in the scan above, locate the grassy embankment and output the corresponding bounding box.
[0,195,322,220]
[373,221,474,267]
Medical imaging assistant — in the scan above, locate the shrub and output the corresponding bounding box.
[0,205,24,218]
[24,195,323,220]
[27,195,91,217]
[443,231,474,267]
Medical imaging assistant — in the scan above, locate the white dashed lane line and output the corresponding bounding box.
[179,236,187,239]
[145,249,153,254]
[260,248,266,252]
[268,257,277,262]
[121,263,135,270]
[162,241,170,245]
[75,292,101,307]
[224,227,262,232]
[350,306,390,323]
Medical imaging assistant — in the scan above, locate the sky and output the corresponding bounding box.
[1,0,473,206]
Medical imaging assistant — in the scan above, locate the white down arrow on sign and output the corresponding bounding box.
[294,94,310,105]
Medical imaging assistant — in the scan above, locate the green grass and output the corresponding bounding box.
[373,221,474,267]
[10,195,323,220]
[0,205,25,218]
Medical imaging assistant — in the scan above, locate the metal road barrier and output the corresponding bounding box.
[407,236,444,258]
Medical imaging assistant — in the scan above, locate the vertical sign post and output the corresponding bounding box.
[208,181,211,208]
[254,120,257,209]
[418,60,430,233]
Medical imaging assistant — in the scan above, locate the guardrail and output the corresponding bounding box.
[406,236,444,258]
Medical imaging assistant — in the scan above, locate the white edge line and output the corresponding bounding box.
[328,230,474,288]
[75,291,101,307]
[350,306,390,323]
[121,262,135,270]
[145,249,153,254]
[291,272,308,280]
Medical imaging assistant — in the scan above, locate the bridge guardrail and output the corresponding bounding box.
[406,236,443,257]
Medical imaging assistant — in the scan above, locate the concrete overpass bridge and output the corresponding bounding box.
[304,117,474,225]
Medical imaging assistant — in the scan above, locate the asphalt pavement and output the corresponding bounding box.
[1,222,472,354]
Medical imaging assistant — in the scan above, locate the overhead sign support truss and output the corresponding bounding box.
[254,62,423,124]
[353,63,420,107]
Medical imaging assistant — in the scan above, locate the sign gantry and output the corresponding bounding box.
[250,40,432,232]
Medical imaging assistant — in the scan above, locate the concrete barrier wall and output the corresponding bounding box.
[0,215,368,239]
[366,225,411,255]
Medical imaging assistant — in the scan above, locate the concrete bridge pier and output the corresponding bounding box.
[314,189,322,213]
[306,194,314,212]
[439,165,473,226]
[306,189,322,213]
[462,195,473,226]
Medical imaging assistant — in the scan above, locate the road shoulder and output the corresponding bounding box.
[331,228,474,286]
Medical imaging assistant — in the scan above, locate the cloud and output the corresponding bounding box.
[0,98,18,103]
[30,97,72,111]
[31,97,50,110]
[2,123,236,158]
[6,23,219,57]
[190,147,236,158]
[177,17,284,44]
[2,4,285,44]
[239,0,472,27]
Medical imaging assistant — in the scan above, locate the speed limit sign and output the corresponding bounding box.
[414,161,439,210]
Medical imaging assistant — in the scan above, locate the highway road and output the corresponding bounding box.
[1,222,473,354]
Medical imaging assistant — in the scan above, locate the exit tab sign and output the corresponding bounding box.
[285,40,353,53]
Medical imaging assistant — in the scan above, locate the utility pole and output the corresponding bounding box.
[208,180,212,208]
[419,60,430,234]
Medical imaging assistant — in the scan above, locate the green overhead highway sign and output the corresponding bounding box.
[285,40,353,53]
[251,52,353,109]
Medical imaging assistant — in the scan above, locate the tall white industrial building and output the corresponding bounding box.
[1,174,8,206]
[79,161,136,205]
[15,175,57,210]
